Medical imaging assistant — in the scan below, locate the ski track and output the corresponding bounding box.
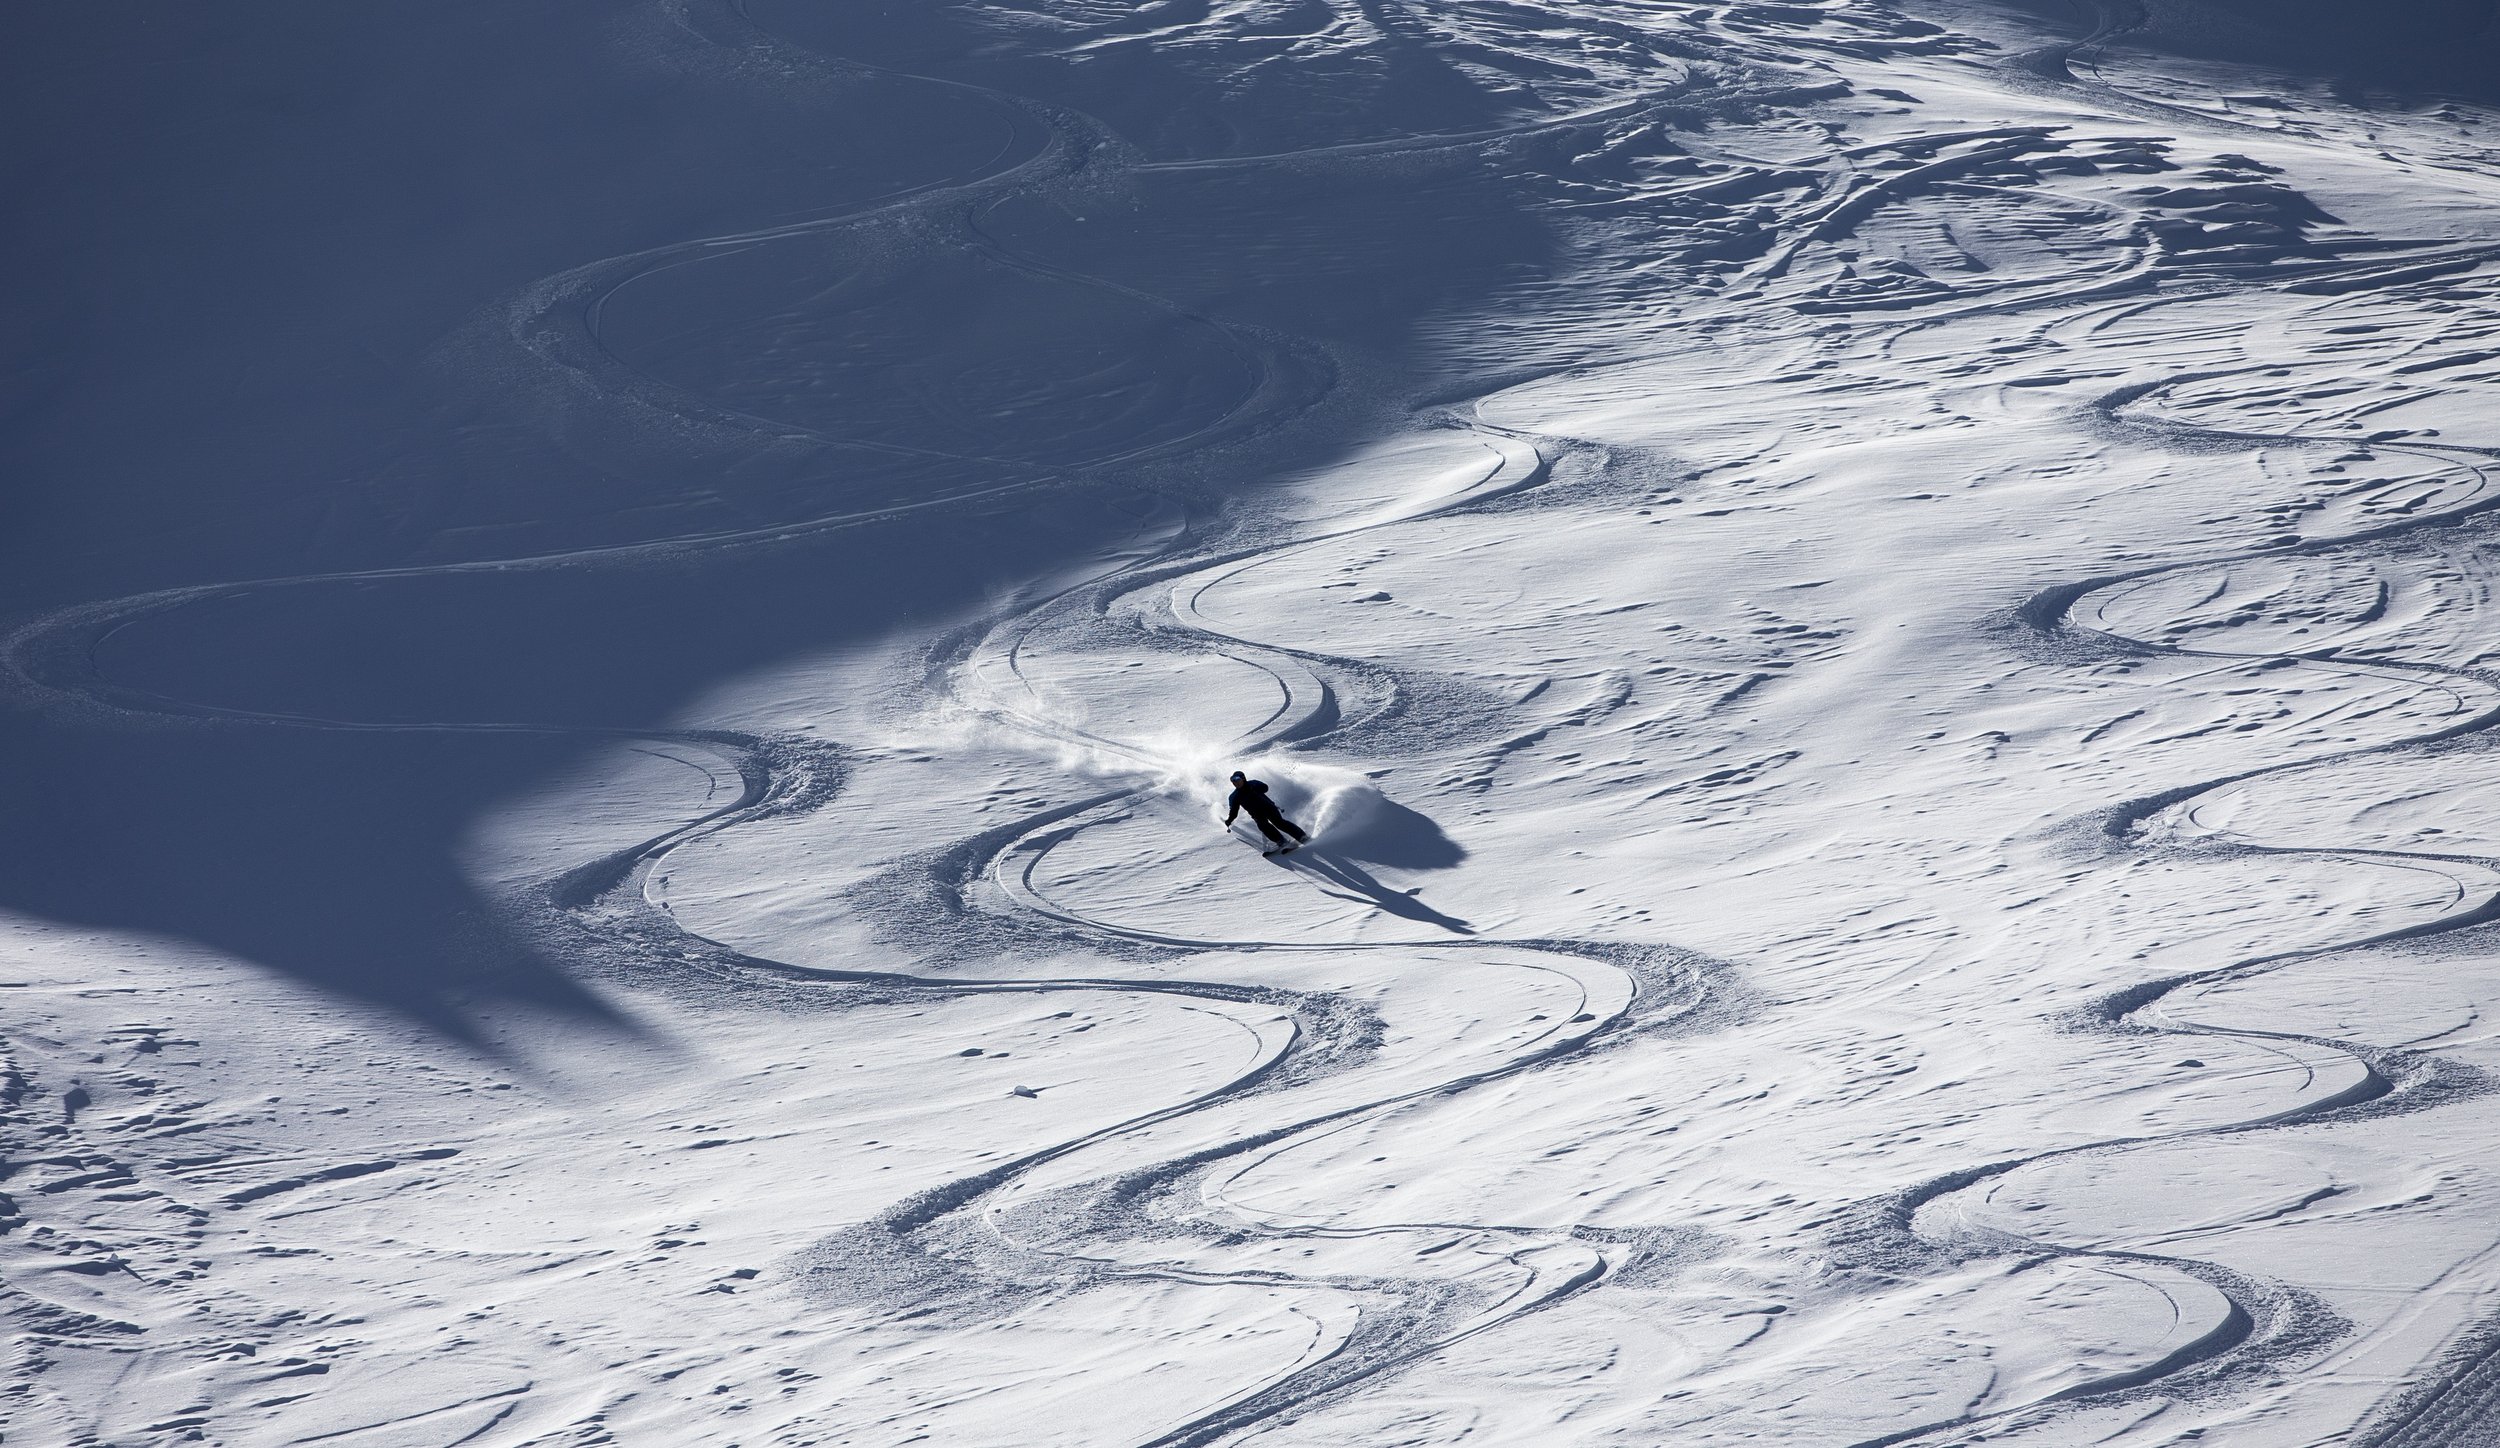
[1,6,1721,1436]
[10,0,2500,1441]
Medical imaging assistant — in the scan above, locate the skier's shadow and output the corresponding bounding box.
[1278,848,1474,935]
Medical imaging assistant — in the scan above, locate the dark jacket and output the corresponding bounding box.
[1225,779,1285,824]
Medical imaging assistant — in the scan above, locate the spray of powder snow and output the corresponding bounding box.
[1071,730,1385,841]
[903,705,1397,844]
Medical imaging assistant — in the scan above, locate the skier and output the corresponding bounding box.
[1224,770,1308,854]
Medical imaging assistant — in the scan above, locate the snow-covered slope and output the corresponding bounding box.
[9,1,2500,1443]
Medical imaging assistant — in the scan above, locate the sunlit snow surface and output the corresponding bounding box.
[10,0,2500,1443]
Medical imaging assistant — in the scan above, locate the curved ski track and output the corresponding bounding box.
[0,8,1736,1442]
[1807,351,2500,1440]
[8,1,2500,1441]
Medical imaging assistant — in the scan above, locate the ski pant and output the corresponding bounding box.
[1248,811,1307,847]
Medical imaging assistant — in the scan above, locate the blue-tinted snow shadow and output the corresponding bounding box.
[1956,0,2500,100]
[5,722,611,1042]
[1252,779,1474,932]
[1319,793,1469,872]
[0,0,1562,1036]
[1284,850,1476,935]
[1,496,1146,1044]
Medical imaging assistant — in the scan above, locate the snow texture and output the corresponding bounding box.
[8,0,2500,1443]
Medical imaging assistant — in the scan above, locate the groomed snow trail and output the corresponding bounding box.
[9,1,2500,1444]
